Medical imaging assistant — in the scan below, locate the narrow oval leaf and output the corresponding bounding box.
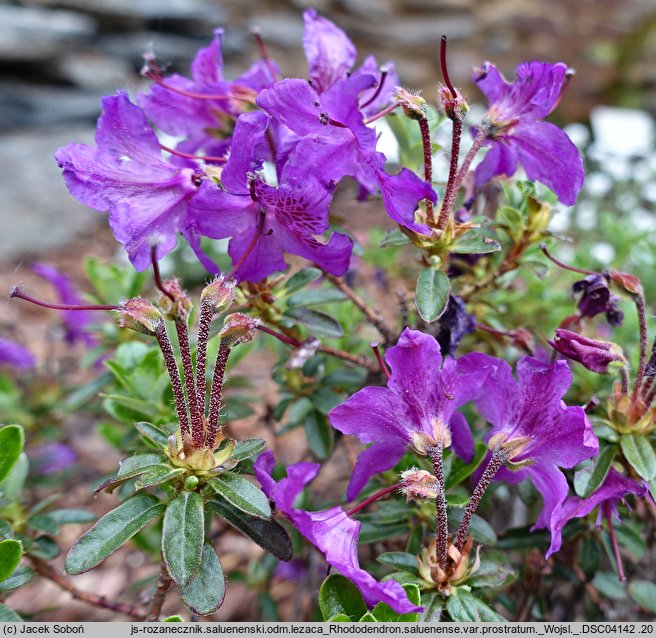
[47,509,97,526]
[629,580,656,613]
[282,268,322,295]
[94,453,165,494]
[162,491,205,586]
[304,411,333,460]
[207,474,271,520]
[371,583,421,622]
[135,422,169,448]
[620,434,656,481]
[446,588,480,621]
[450,229,501,255]
[319,574,367,622]
[208,497,292,561]
[231,439,267,463]
[0,565,32,592]
[0,604,22,622]
[66,494,164,574]
[0,425,25,484]
[0,540,22,583]
[179,543,225,615]
[574,445,616,498]
[284,308,344,338]
[135,466,185,490]
[376,552,418,574]
[415,269,450,323]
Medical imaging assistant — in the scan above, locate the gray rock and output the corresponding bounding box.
[0,127,102,262]
[0,5,96,62]
[53,51,133,91]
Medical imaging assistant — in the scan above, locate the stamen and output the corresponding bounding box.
[370,342,391,380]
[10,287,118,311]
[250,27,279,84]
[539,243,596,276]
[144,69,255,104]
[226,209,266,280]
[159,144,227,164]
[363,102,401,125]
[360,66,390,110]
[346,483,404,517]
[440,36,458,99]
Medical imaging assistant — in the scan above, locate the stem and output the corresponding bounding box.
[646,381,656,408]
[439,35,458,99]
[323,272,396,344]
[539,243,596,276]
[257,324,303,347]
[29,556,145,620]
[370,342,390,380]
[620,366,630,395]
[437,117,463,230]
[476,322,513,338]
[360,67,389,109]
[250,27,279,84]
[346,483,403,517]
[418,116,436,225]
[207,340,231,447]
[175,320,203,447]
[227,210,265,280]
[632,293,649,400]
[146,561,173,622]
[427,445,449,571]
[154,323,190,439]
[195,300,214,414]
[605,503,626,582]
[159,144,226,164]
[454,446,507,551]
[452,127,487,190]
[10,287,118,311]
[363,102,401,125]
[150,246,175,302]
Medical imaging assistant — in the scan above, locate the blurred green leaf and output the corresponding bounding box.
[620,435,656,481]
[0,425,24,484]
[416,269,450,323]
[319,574,367,622]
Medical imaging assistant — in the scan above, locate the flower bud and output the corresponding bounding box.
[549,329,625,374]
[609,271,643,297]
[158,278,192,323]
[438,84,468,122]
[219,313,260,346]
[400,468,438,501]
[393,87,427,121]
[117,298,163,335]
[201,276,236,314]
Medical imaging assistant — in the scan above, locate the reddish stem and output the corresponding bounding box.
[10,287,118,311]
[227,210,266,280]
[539,243,596,276]
[144,70,252,103]
[440,35,458,99]
[363,102,401,125]
[419,116,436,225]
[207,341,231,447]
[250,27,279,83]
[360,67,389,110]
[428,444,449,570]
[150,247,175,302]
[257,324,303,348]
[370,342,390,380]
[175,321,203,447]
[346,483,403,517]
[605,503,625,582]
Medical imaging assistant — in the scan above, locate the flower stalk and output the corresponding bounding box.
[427,444,449,571]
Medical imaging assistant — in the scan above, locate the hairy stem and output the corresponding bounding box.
[346,483,403,516]
[437,118,463,230]
[632,293,649,400]
[207,340,231,447]
[418,116,435,225]
[427,445,449,570]
[195,300,214,416]
[175,320,203,447]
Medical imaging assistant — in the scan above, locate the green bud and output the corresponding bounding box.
[184,475,199,491]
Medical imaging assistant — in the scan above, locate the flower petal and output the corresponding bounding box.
[347,440,407,502]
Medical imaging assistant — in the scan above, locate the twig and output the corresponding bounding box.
[146,561,173,622]
[30,556,146,620]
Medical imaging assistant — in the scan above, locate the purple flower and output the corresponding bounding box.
[548,468,648,558]
[138,29,278,157]
[55,91,215,272]
[459,354,599,553]
[572,274,623,327]
[257,76,435,234]
[0,338,35,370]
[253,451,422,615]
[29,442,77,475]
[32,263,96,346]
[329,329,489,500]
[189,110,352,282]
[549,329,625,374]
[473,61,584,206]
[302,9,398,116]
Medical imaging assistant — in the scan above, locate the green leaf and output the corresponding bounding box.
[473,598,506,621]
[311,388,343,415]
[288,288,347,309]
[94,453,165,494]
[445,442,488,490]
[208,497,292,561]
[620,435,656,481]
[27,514,59,536]
[574,445,616,498]
[231,439,267,463]
[319,574,368,621]
[450,228,501,254]
[162,491,205,586]
[359,521,409,544]
[163,616,184,622]
[377,552,418,574]
[359,612,377,622]
[48,509,97,526]
[0,604,22,622]
[282,268,322,295]
[446,588,480,621]
[135,466,185,490]
[287,398,315,425]
[578,536,601,576]
[0,425,24,484]
[415,269,450,323]
[371,583,421,622]
[135,422,169,448]
[29,536,59,560]
[468,551,513,588]
[498,205,523,227]
[327,614,352,622]
[66,494,164,574]
[207,474,271,520]
[422,593,444,622]
[179,543,225,615]
[380,229,411,247]
[591,571,626,600]
[285,308,344,338]
[448,510,497,546]
[0,565,32,592]
[304,411,334,460]
[629,580,656,613]
[1,452,28,501]
[0,539,22,583]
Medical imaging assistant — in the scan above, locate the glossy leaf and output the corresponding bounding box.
[207,474,271,520]
[66,494,164,574]
[620,435,656,481]
[319,574,367,622]
[288,288,346,308]
[282,268,322,295]
[415,269,450,323]
[304,411,333,460]
[162,491,205,586]
[208,497,292,561]
[371,584,421,622]
[445,442,488,490]
[47,509,97,526]
[0,540,22,583]
[0,425,24,484]
[574,445,616,498]
[179,543,225,615]
[467,551,513,588]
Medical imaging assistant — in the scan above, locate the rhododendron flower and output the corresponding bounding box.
[55,91,215,271]
[329,329,488,500]
[189,111,352,282]
[459,354,599,553]
[0,338,35,370]
[572,274,623,326]
[473,61,584,206]
[549,329,625,374]
[548,468,648,558]
[254,451,421,615]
